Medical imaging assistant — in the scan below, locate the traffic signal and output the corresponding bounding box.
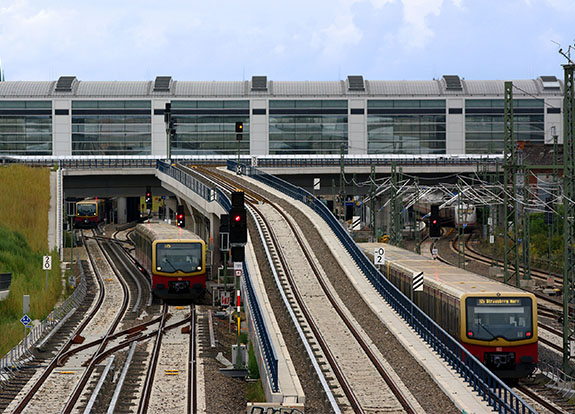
[429,204,441,238]
[235,121,243,141]
[229,191,247,245]
[176,205,185,228]
[145,186,152,209]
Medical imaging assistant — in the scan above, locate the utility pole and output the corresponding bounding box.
[370,165,376,240]
[339,144,345,222]
[389,162,403,246]
[562,63,575,373]
[414,176,421,254]
[503,81,520,287]
[522,168,531,281]
[457,177,465,269]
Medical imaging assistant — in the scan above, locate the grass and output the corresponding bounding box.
[0,165,62,356]
[246,379,266,402]
[0,165,50,252]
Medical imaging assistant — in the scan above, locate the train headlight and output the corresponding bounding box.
[157,266,161,271]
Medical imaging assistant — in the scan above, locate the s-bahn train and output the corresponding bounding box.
[375,244,537,379]
[132,222,207,301]
[75,199,106,228]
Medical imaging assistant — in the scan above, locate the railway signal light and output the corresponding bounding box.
[429,204,441,238]
[145,186,152,210]
[235,121,243,141]
[219,214,230,252]
[176,205,185,228]
[229,191,247,245]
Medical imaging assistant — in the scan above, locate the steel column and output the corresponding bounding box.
[563,64,575,372]
[503,81,520,286]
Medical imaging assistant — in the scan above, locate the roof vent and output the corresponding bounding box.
[251,76,267,91]
[347,75,365,91]
[153,76,172,92]
[54,76,77,92]
[540,75,560,90]
[443,75,462,91]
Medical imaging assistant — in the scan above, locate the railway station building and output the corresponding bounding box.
[0,75,564,157]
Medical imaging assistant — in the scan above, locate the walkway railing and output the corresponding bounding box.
[156,160,230,210]
[242,261,279,393]
[0,256,88,388]
[231,159,536,414]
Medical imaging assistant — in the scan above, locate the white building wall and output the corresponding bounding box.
[446,98,465,154]
[348,99,366,154]
[53,100,71,156]
[545,97,563,144]
[152,99,169,157]
[250,99,268,155]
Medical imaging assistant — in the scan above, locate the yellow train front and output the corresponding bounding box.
[460,293,537,378]
[75,199,105,228]
[373,243,537,379]
[133,223,207,302]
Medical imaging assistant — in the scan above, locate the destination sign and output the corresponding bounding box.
[476,298,521,305]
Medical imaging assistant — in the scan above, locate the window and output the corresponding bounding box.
[465,297,533,341]
[367,100,446,154]
[269,100,348,155]
[156,242,203,273]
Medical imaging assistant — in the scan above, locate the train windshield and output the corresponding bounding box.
[465,297,533,341]
[156,242,203,273]
[77,204,97,216]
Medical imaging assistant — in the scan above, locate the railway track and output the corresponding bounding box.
[200,167,421,413]
[3,229,199,413]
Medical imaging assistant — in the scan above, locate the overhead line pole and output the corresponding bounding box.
[562,63,575,373]
[503,81,520,287]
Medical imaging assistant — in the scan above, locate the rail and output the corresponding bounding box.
[231,159,536,414]
[0,254,87,385]
[242,261,279,393]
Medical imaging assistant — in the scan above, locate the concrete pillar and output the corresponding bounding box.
[117,197,127,225]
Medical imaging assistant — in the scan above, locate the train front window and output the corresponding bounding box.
[77,204,96,216]
[156,243,202,273]
[465,297,533,341]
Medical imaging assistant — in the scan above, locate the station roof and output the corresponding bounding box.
[0,75,563,98]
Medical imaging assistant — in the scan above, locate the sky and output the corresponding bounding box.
[0,0,573,82]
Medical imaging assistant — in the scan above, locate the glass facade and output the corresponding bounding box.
[269,100,348,154]
[71,100,151,155]
[367,100,446,154]
[170,100,249,155]
[465,99,544,153]
[0,101,52,155]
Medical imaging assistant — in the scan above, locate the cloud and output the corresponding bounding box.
[398,0,443,49]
